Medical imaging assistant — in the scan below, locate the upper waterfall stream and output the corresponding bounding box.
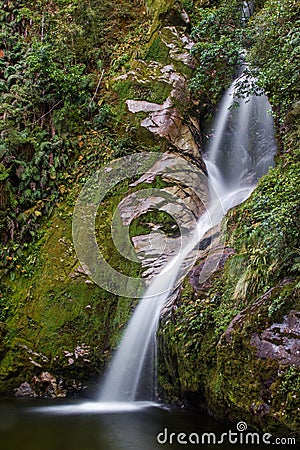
[98,69,277,404]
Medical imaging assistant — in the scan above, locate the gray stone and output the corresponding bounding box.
[14,382,37,398]
[251,310,300,366]
[160,26,196,68]
[31,371,67,398]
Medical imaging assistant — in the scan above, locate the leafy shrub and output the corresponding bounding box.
[190,0,246,104]
[247,0,300,120]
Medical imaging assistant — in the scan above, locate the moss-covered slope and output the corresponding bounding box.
[0,0,299,437]
[0,0,205,396]
[158,0,300,436]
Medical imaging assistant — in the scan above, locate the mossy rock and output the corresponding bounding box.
[0,192,137,395]
[145,34,171,63]
[147,0,187,29]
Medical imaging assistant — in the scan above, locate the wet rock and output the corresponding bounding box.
[129,151,207,188]
[131,231,180,280]
[140,107,200,158]
[251,310,300,366]
[14,381,37,398]
[222,287,275,345]
[31,372,67,398]
[126,91,201,162]
[114,151,209,281]
[127,97,172,113]
[119,184,204,227]
[189,243,235,292]
[160,26,196,68]
[112,10,207,286]
[119,21,201,165]
[125,62,201,162]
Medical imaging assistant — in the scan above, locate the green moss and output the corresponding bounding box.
[114,78,172,105]
[130,209,179,238]
[160,242,299,433]
[0,183,140,394]
[158,84,299,434]
[145,35,170,63]
[225,159,300,292]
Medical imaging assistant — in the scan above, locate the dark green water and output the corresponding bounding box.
[0,398,294,449]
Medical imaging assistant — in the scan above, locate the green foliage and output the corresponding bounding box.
[228,161,300,287]
[0,164,9,181]
[278,366,300,396]
[130,209,179,238]
[190,0,246,103]
[0,0,91,254]
[146,36,170,64]
[0,284,13,321]
[175,296,214,356]
[189,0,300,113]
[0,0,147,273]
[247,0,300,120]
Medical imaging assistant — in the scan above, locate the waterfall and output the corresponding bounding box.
[205,69,276,196]
[99,214,213,402]
[98,69,277,404]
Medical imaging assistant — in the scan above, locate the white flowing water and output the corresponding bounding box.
[99,213,213,402]
[98,70,277,403]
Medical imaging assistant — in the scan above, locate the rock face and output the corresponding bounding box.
[127,96,199,157]
[113,7,205,172]
[158,266,300,435]
[123,59,203,165]
[116,151,209,280]
[189,244,235,291]
[14,372,67,398]
[251,310,300,366]
[111,5,208,283]
[113,8,209,282]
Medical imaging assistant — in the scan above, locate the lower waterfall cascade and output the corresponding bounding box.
[97,68,277,404]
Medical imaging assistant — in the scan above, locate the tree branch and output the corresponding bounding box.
[89,69,105,108]
[33,99,63,125]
